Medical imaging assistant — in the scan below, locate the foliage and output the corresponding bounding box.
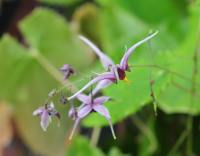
[0,0,200,155]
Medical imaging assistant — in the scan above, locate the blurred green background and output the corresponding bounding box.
[0,0,200,155]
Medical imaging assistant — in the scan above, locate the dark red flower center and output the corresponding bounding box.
[117,67,126,80]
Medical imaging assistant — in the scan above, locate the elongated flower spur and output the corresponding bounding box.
[67,31,158,100]
[69,93,116,140]
[33,102,60,131]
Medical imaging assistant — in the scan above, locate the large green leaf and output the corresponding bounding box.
[0,8,93,156]
[156,1,200,114]
[19,7,93,69]
[95,0,187,24]
[79,0,200,128]
[81,5,176,127]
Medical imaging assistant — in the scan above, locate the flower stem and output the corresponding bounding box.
[90,127,101,146]
[30,48,77,93]
[167,128,188,156]
[132,116,157,153]
[186,116,193,155]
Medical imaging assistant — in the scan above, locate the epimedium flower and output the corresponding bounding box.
[60,64,75,80]
[67,31,158,100]
[33,102,60,131]
[69,93,116,140]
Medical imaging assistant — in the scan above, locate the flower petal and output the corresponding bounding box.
[33,107,44,116]
[94,96,110,105]
[79,35,114,70]
[68,107,77,120]
[92,79,113,95]
[107,118,116,139]
[40,110,51,131]
[76,93,91,104]
[77,104,92,118]
[120,31,158,71]
[67,72,116,101]
[93,105,116,139]
[93,104,111,119]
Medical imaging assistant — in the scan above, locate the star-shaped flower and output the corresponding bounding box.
[67,31,158,100]
[33,103,60,131]
[69,93,116,140]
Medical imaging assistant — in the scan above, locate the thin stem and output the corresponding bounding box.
[132,116,157,153]
[186,20,200,155]
[30,48,77,93]
[30,49,63,84]
[150,84,158,116]
[131,64,200,87]
[167,128,189,156]
[186,116,193,155]
[90,127,101,146]
[172,81,200,98]
[29,48,81,140]
[147,38,158,116]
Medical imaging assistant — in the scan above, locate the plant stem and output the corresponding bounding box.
[186,116,193,156]
[131,64,198,86]
[90,127,101,146]
[147,38,158,116]
[167,128,189,156]
[186,19,200,156]
[30,48,77,93]
[132,116,157,153]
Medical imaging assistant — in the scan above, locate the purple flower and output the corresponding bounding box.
[67,32,158,100]
[33,103,60,131]
[60,64,74,80]
[69,93,116,140]
[80,31,158,72]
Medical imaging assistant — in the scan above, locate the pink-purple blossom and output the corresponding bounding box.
[69,93,116,140]
[33,31,158,140]
[67,32,158,100]
[33,103,60,131]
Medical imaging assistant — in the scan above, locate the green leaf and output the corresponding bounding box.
[156,2,200,114]
[83,50,168,127]
[82,0,200,129]
[0,8,93,156]
[19,7,93,69]
[72,3,102,45]
[98,7,149,56]
[82,6,176,127]
[95,0,187,24]
[0,35,31,99]
[66,136,104,156]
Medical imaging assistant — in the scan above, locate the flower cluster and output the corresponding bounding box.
[33,31,158,139]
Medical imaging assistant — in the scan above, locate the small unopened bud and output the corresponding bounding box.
[60,64,75,80]
[60,94,67,104]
